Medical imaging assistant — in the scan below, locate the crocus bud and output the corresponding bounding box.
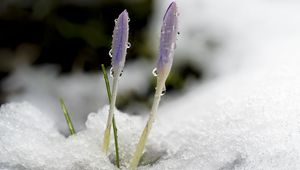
[111,10,130,76]
[156,2,178,81]
[102,10,130,155]
[129,3,179,169]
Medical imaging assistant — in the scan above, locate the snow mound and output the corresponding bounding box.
[0,102,167,169]
[0,103,134,169]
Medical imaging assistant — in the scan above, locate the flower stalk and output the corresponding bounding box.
[101,64,120,168]
[102,10,130,154]
[129,2,178,169]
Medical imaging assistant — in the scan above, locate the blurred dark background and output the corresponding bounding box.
[0,0,202,112]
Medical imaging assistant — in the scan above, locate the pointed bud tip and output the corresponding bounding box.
[164,2,177,20]
[117,10,129,23]
[169,2,177,10]
[120,9,129,18]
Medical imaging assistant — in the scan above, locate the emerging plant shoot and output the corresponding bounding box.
[60,98,76,135]
[102,10,130,154]
[130,2,178,169]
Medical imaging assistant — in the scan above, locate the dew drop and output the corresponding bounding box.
[127,18,130,22]
[110,68,123,77]
[114,19,118,23]
[171,43,176,50]
[127,42,131,48]
[161,86,166,96]
[177,31,180,35]
[110,67,114,77]
[109,49,113,57]
[119,70,123,77]
[152,68,158,77]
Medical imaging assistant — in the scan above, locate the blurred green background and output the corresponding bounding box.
[0,0,202,111]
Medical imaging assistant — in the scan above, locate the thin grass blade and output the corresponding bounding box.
[101,64,120,168]
[59,98,76,135]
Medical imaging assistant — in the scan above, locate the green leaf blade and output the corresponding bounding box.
[60,98,76,135]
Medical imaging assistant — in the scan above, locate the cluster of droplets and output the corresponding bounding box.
[114,18,130,23]
[108,43,131,58]
[108,40,130,78]
[110,67,124,78]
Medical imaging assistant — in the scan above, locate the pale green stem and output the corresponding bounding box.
[129,78,165,169]
[101,64,120,168]
[102,72,120,154]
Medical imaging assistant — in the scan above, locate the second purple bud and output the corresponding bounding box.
[110,10,130,77]
[155,2,178,80]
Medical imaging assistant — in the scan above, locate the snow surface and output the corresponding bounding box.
[2,0,300,169]
[0,103,142,170]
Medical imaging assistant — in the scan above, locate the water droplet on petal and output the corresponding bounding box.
[119,70,123,77]
[110,67,114,77]
[177,31,180,35]
[114,19,118,23]
[109,49,113,57]
[171,43,176,50]
[127,18,130,22]
[127,42,131,48]
[161,86,166,96]
[152,68,158,77]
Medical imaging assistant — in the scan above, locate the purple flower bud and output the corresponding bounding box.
[156,2,178,78]
[111,10,129,74]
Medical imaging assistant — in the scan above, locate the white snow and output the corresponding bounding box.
[0,103,136,169]
[2,0,300,169]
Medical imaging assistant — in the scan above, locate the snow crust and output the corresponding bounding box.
[2,0,300,169]
[0,103,109,169]
[0,103,147,169]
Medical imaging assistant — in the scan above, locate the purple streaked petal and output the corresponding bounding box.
[157,2,178,75]
[111,10,129,72]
